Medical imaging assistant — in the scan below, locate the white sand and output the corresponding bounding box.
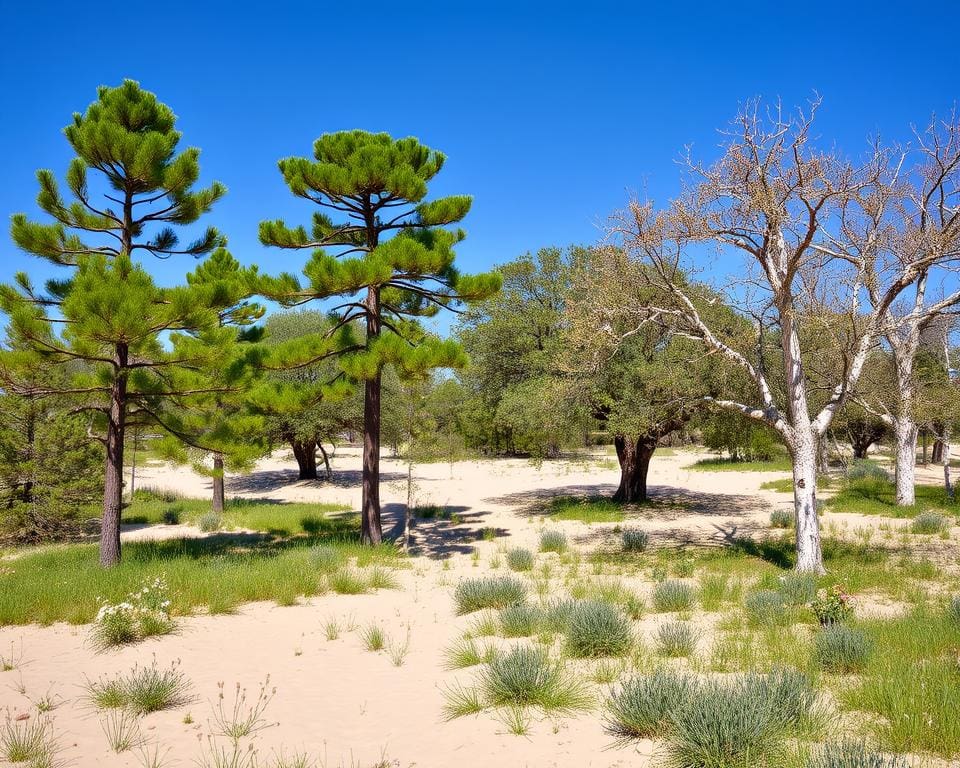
[0,447,952,767]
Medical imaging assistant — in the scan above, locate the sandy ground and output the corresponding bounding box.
[0,448,954,768]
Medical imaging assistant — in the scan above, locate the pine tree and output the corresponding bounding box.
[259,131,500,543]
[0,80,252,566]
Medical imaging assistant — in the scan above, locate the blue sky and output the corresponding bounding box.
[1,1,956,333]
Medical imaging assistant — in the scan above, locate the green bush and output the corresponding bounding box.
[198,512,221,533]
[745,590,787,626]
[565,600,633,657]
[778,573,818,606]
[622,528,649,552]
[480,645,591,713]
[499,602,542,637]
[652,580,695,612]
[454,577,527,614]
[806,742,909,768]
[911,512,949,535]
[604,669,695,742]
[655,621,700,657]
[161,507,181,525]
[539,530,568,554]
[769,509,794,528]
[814,625,872,673]
[506,547,534,572]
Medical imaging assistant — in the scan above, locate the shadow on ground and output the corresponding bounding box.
[226,468,405,496]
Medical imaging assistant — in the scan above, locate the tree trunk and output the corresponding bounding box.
[851,439,869,460]
[942,428,953,500]
[317,443,333,482]
[291,439,318,480]
[893,417,918,506]
[100,345,128,567]
[612,435,655,503]
[212,453,225,515]
[791,430,825,574]
[932,436,944,464]
[404,461,413,553]
[361,285,383,545]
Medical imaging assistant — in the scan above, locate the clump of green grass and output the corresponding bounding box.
[480,645,592,713]
[361,624,385,652]
[198,512,222,533]
[652,580,695,612]
[211,678,276,741]
[806,742,909,767]
[499,603,542,637]
[506,548,534,572]
[86,660,193,714]
[441,682,485,720]
[453,577,526,614]
[949,596,960,623]
[910,512,949,535]
[309,544,344,573]
[655,621,700,658]
[604,669,695,742]
[744,590,788,627]
[770,509,794,528]
[539,529,568,554]
[443,638,495,670]
[549,496,624,523]
[541,598,576,633]
[778,572,818,606]
[698,574,740,611]
[100,709,143,753]
[846,460,891,483]
[565,600,633,658]
[1,714,57,764]
[622,528,649,552]
[328,568,368,595]
[814,625,872,673]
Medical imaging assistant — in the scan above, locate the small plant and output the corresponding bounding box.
[565,600,633,658]
[604,669,694,742]
[309,544,344,573]
[366,566,398,591]
[441,682,485,720]
[655,621,700,657]
[744,590,787,626]
[496,705,531,736]
[91,575,175,649]
[161,507,181,525]
[361,624,385,652]
[911,512,949,535]
[387,629,411,666]
[506,547,534,572]
[198,512,222,532]
[778,572,818,606]
[328,568,368,595]
[324,618,340,641]
[480,645,592,713]
[846,460,890,483]
[211,677,277,740]
[86,659,193,714]
[482,527,496,541]
[813,625,872,673]
[443,638,495,670]
[806,741,910,768]
[811,584,854,626]
[100,709,144,753]
[770,509,794,528]
[1,713,57,764]
[499,602,542,637]
[652,580,695,612]
[0,639,23,672]
[136,743,174,768]
[453,576,527,614]
[539,529,568,554]
[622,528,649,552]
[699,574,736,611]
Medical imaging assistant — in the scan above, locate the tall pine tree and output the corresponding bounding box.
[0,80,250,565]
[260,131,500,543]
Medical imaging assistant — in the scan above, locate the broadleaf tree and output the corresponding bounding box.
[259,131,500,544]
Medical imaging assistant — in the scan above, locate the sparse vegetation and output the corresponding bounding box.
[539,529,568,554]
[86,660,193,714]
[480,645,592,713]
[565,600,633,657]
[655,621,700,657]
[652,580,695,612]
[813,625,872,673]
[621,528,649,552]
[454,577,527,614]
[506,547,534,572]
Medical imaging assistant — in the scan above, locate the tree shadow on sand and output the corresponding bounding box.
[381,503,510,559]
[225,468,405,496]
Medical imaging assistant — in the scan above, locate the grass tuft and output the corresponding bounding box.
[506,548,534,572]
[86,660,193,714]
[453,577,526,614]
[652,580,695,612]
[813,625,872,673]
[565,600,633,658]
[539,530,568,554]
[806,741,909,768]
[622,528,649,552]
[604,669,695,742]
[480,645,592,713]
[655,621,700,657]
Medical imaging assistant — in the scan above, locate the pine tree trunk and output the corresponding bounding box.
[100,345,128,567]
[317,443,333,482]
[291,439,318,480]
[612,435,655,503]
[792,430,825,574]
[212,453,225,515]
[941,428,953,500]
[893,417,917,506]
[361,285,383,545]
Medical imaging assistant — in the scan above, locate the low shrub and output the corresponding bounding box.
[161,507,181,525]
[499,602,542,637]
[813,625,872,673]
[86,660,193,714]
[539,530,568,554]
[198,512,221,533]
[655,621,700,657]
[811,584,854,626]
[769,509,794,528]
[506,547,534,572]
[744,590,787,626]
[806,741,910,768]
[480,645,591,713]
[565,600,633,658]
[911,512,949,535]
[622,528,649,552]
[846,460,891,483]
[91,575,174,649]
[454,576,527,614]
[778,572,818,606]
[604,669,694,742]
[652,580,695,612]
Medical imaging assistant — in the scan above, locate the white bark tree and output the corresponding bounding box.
[598,102,948,573]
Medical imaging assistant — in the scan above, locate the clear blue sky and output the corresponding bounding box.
[1,1,956,333]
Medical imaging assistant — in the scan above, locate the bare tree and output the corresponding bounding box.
[847,116,960,505]
[598,101,940,573]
